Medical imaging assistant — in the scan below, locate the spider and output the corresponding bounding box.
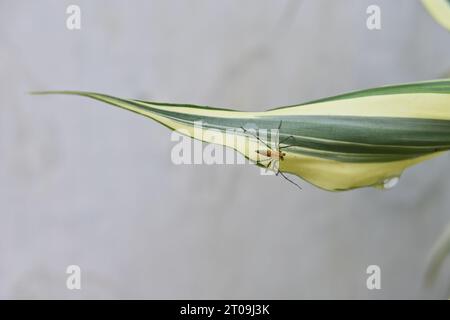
[241,121,302,190]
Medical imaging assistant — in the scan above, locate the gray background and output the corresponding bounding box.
[1,0,450,299]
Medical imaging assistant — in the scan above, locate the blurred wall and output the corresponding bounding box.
[1,0,450,299]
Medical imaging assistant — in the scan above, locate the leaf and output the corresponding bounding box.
[422,0,450,31]
[32,79,450,191]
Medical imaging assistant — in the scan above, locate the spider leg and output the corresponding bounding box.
[257,159,274,176]
[278,171,302,190]
[278,120,283,130]
[279,135,295,145]
[240,126,273,150]
[256,157,272,165]
[254,156,274,172]
[271,160,280,173]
